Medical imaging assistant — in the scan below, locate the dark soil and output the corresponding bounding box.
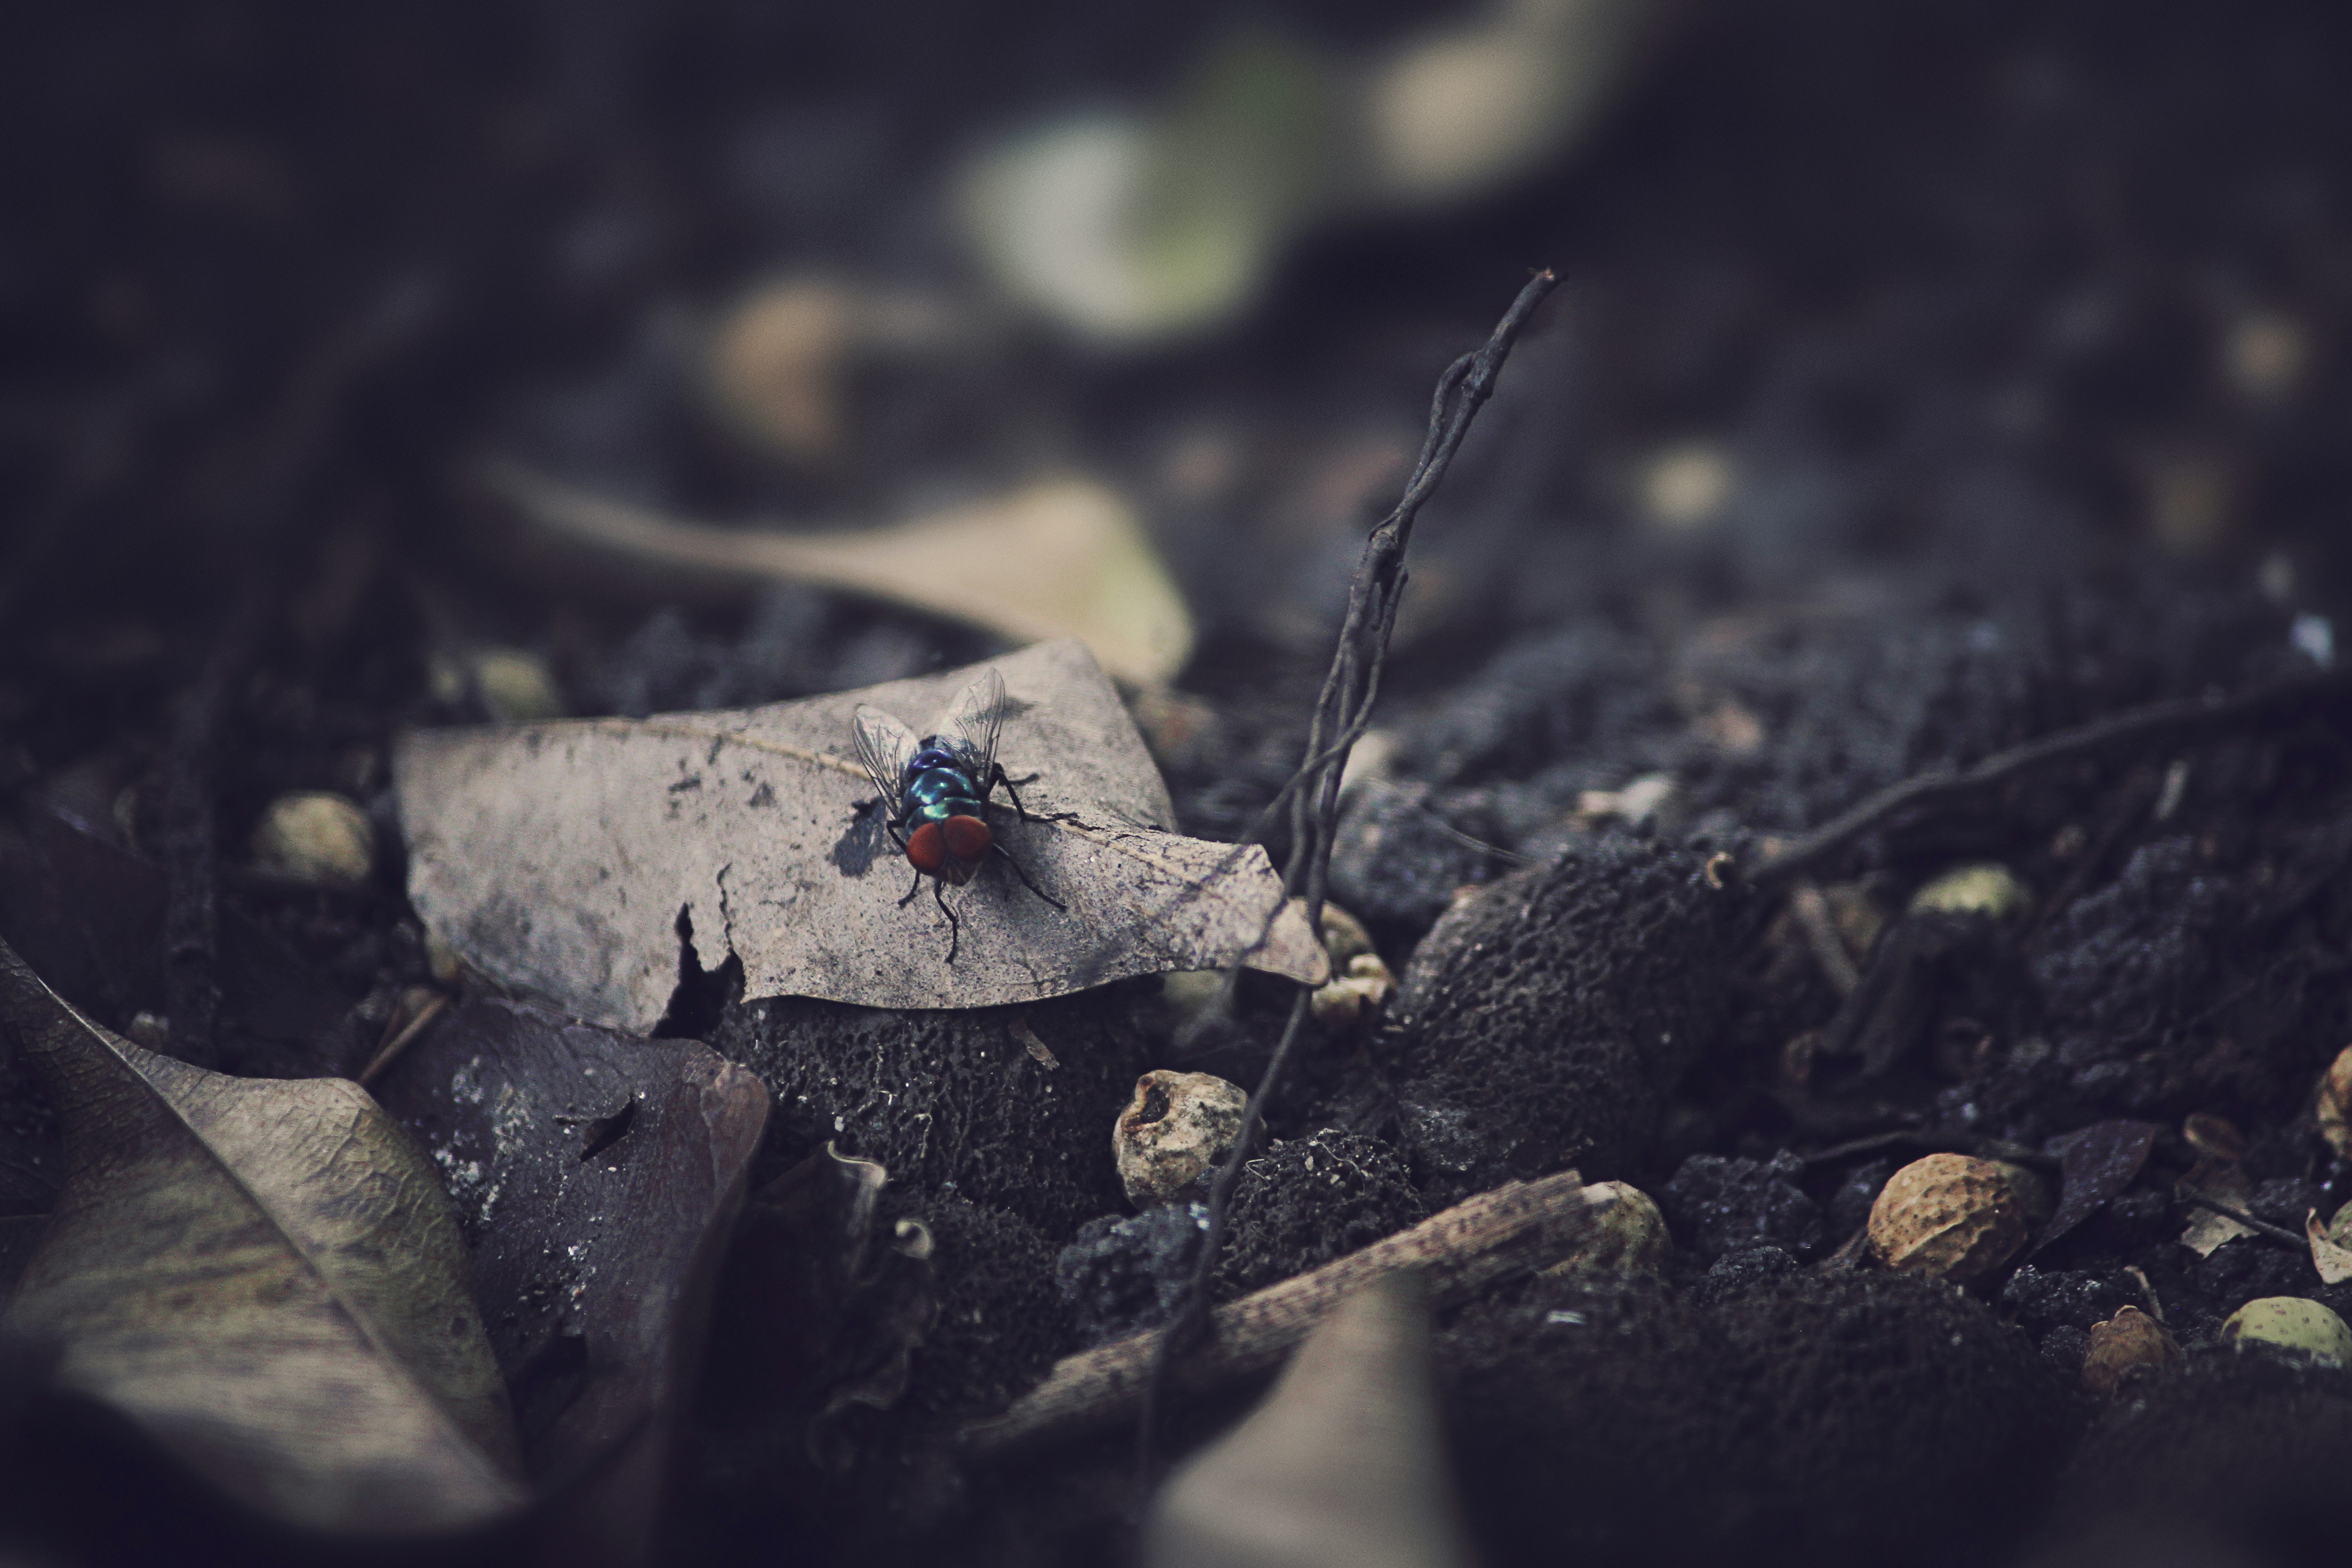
[7,0,2352,1566]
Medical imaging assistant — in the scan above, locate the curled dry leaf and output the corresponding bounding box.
[0,939,522,1534]
[2308,1206,2352,1286]
[2177,1156,2257,1258]
[397,639,1326,1024]
[1147,1273,1470,1568]
[484,458,1192,686]
[366,997,767,1560]
[2318,1044,2352,1159]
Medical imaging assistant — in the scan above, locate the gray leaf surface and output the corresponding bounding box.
[397,639,1325,1023]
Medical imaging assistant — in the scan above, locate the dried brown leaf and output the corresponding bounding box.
[2178,1158,2256,1258]
[0,939,522,1534]
[485,459,1192,685]
[369,997,767,1562]
[397,639,1326,1024]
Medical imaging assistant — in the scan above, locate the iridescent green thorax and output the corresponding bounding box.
[905,765,984,827]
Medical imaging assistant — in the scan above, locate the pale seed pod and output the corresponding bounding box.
[1867,1153,2027,1284]
[2221,1297,2352,1367]
[1116,1070,1247,1208]
[1539,1181,1668,1278]
[2082,1305,2178,1395]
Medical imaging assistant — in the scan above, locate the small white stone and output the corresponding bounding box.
[1116,1069,1247,1208]
[250,791,375,887]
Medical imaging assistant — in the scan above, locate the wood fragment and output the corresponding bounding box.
[966,1170,1610,1461]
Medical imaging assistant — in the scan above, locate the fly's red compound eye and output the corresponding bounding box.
[941,814,993,862]
[905,820,949,873]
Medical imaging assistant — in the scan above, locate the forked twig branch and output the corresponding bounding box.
[1133,271,1559,1489]
[1750,667,2352,888]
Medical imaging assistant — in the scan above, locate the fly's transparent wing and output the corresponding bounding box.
[849,703,920,811]
[936,666,1007,780]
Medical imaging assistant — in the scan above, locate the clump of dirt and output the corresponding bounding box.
[1386,835,1743,1199]
[710,988,1152,1241]
[1710,1270,2078,1568]
[2039,1347,2352,1567]
[1441,1270,1735,1568]
[1215,1128,1428,1296]
[1660,1151,1829,1261]
[893,1195,1073,1429]
[1452,1268,2071,1568]
[1054,1204,1205,1346]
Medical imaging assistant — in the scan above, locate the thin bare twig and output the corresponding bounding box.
[2180,1191,2305,1248]
[1751,667,2352,889]
[1134,272,1559,1492]
[356,992,450,1088]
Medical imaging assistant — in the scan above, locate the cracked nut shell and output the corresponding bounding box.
[1116,1069,1247,1208]
[2082,1305,2177,1395]
[1867,1153,2027,1284]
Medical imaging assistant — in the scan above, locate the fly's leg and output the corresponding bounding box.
[987,765,1084,828]
[899,866,923,908]
[932,879,961,962]
[985,764,1039,825]
[992,842,1067,911]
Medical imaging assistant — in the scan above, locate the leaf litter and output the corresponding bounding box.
[396,637,1326,1026]
[368,996,767,1563]
[0,937,523,1535]
[484,459,1195,686]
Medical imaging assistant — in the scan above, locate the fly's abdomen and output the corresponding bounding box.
[904,765,984,826]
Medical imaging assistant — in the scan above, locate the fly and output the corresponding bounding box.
[850,666,1065,962]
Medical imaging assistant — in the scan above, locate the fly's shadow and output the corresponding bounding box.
[831,797,892,878]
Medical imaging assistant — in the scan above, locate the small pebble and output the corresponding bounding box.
[1116,1070,1247,1208]
[2221,1297,2352,1367]
[250,790,375,887]
[1867,1153,2027,1285]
